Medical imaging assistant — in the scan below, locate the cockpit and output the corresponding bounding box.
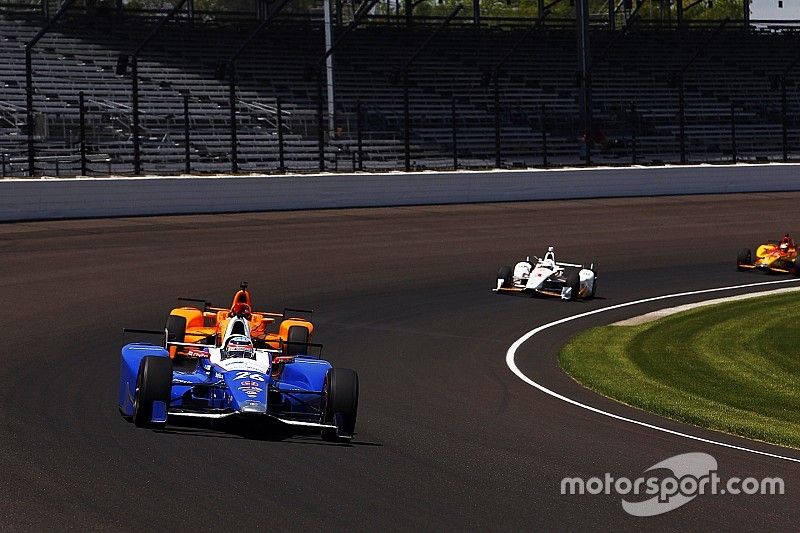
[541,246,556,268]
[222,335,256,360]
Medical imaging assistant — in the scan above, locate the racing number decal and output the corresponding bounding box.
[233,371,264,381]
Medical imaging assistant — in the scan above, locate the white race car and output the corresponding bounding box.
[494,246,597,300]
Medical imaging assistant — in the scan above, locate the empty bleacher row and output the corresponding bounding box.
[2,10,800,176]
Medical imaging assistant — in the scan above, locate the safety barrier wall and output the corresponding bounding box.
[2,164,800,222]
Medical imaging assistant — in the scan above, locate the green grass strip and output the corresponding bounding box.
[559,291,800,449]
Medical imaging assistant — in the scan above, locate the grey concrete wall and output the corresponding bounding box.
[2,164,799,221]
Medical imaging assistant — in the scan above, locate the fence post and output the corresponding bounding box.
[183,92,191,174]
[317,96,325,172]
[1,153,5,177]
[229,65,238,173]
[730,100,737,164]
[494,72,501,168]
[132,56,141,174]
[277,96,285,173]
[540,104,548,167]
[451,96,458,170]
[403,72,411,172]
[79,91,86,176]
[356,99,363,171]
[631,102,637,165]
[26,47,35,176]
[678,74,686,164]
[782,77,789,163]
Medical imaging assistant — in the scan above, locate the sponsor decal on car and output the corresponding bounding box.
[233,372,265,381]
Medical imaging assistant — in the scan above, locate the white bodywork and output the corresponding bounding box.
[494,246,596,300]
[206,315,272,372]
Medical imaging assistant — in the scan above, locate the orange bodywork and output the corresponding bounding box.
[166,285,313,359]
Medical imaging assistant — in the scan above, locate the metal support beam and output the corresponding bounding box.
[356,99,363,171]
[782,77,788,162]
[494,74,501,168]
[730,100,737,164]
[451,97,458,170]
[678,74,686,164]
[324,0,335,134]
[403,72,411,172]
[183,92,191,174]
[575,0,591,165]
[630,102,637,164]
[25,48,34,176]
[318,88,325,172]
[229,66,238,173]
[79,91,86,176]
[313,0,381,146]
[132,56,140,174]
[277,96,285,173]
[540,104,548,167]
[743,0,750,29]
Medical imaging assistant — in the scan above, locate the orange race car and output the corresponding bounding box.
[165,282,315,359]
[737,234,800,275]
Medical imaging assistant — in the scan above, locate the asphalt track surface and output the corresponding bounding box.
[2,193,800,530]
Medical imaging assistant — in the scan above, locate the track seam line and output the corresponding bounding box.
[505,277,800,464]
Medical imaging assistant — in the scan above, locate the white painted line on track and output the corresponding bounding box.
[505,277,800,464]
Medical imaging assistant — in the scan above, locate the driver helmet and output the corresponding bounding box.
[781,242,789,252]
[222,335,255,360]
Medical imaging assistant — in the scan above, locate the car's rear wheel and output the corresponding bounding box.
[497,265,513,288]
[321,368,359,442]
[165,314,187,359]
[737,248,752,271]
[286,325,309,357]
[133,356,172,428]
[567,271,581,301]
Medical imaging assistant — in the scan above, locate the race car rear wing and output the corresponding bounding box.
[527,256,593,270]
[177,297,313,321]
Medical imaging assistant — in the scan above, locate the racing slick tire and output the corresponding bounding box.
[166,314,186,344]
[567,271,581,301]
[321,368,359,442]
[286,325,309,357]
[133,356,172,428]
[737,248,752,271]
[497,266,513,288]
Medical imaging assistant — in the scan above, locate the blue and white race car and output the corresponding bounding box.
[118,313,359,442]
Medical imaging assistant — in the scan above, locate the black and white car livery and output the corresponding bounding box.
[494,246,597,300]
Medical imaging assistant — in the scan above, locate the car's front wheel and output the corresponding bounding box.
[566,271,581,301]
[737,248,752,271]
[321,368,359,442]
[497,265,513,288]
[133,356,172,428]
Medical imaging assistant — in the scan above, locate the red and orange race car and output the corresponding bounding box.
[166,282,315,359]
[737,234,800,275]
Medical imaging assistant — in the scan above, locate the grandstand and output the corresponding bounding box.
[1,1,800,176]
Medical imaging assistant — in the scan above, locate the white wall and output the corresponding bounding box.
[2,164,800,222]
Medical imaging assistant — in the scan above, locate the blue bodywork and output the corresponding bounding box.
[118,342,332,427]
